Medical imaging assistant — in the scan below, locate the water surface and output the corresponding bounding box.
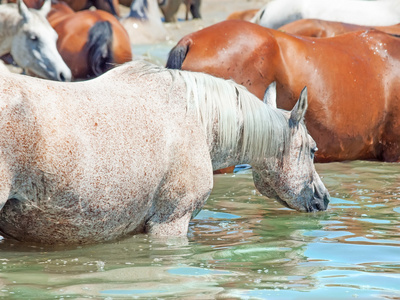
[1,161,399,299]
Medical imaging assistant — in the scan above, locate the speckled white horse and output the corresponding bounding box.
[0,60,329,245]
[0,0,71,81]
[252,0,400,29]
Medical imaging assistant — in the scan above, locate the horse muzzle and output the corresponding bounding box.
[308,183,330,212]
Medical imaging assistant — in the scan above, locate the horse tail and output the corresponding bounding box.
[87,20,113,77]
[165,39,191,69]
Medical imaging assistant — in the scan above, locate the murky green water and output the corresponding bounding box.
[1,161,399,299]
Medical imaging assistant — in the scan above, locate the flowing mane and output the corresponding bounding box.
[126,60,292,162]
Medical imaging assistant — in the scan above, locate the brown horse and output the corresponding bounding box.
[226,8,258,22]
[6,0,120,16]
[47,1,132,80]
[279,19,400,37]
[166,20,400,163]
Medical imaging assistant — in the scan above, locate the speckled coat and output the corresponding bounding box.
[0,60,329,244]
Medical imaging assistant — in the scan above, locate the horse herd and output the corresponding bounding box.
[0,0,398,244]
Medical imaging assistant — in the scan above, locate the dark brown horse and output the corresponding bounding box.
[279,19,400,37]
[47,1,132,80]
[167,20,400,163]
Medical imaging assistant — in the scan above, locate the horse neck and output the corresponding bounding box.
[199,85,289,171]
[270,30,311,87]
[0,6,22,56]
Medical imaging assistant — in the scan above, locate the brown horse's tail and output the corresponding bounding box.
[87,20,113,77]
[165,39,191,69]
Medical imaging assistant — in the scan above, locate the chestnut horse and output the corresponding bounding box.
[166,20,400,163]
[8,0,121,16]
[226,9,258,22]
[0,60,329,244]
[279,19,400,38]
[47,1,132,79]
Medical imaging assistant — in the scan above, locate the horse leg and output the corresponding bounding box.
[145,146,213,236]
[190,0,201,19]
[0,159,11,211]
[184,0,190,20]
[145,172,212,236]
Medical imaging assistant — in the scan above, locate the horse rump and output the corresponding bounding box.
[87,20,113,77]
[166,39,190,69]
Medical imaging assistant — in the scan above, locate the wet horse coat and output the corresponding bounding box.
[47,2,132,79]
[167,20,400,162]
[0,60,328,244]
[279,19,400,37]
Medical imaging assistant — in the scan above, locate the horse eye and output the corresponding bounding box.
[30,34,38,41]
[311,147,318,153]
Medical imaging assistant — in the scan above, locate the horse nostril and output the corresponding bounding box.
[312,185,330,211]
[59,72,66,82]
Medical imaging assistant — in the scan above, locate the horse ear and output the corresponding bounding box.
[39,0,52,17]
[263,81,277,108]
[289,86,308,127]
[18,0,32,22]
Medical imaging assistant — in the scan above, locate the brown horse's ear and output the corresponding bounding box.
[39,0,52,17]
[263,81,277,108]
[18,0,31,22]
[289,86,308,127]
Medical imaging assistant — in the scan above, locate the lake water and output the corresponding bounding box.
[1,161,399,299]
[1,1,399,298]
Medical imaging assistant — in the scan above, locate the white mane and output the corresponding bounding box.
[128,61,290,162]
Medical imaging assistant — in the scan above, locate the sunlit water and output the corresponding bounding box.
[1,1,399,298]
[1,161,399,299]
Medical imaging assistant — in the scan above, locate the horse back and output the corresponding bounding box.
[279,19,400,38]
[274,29,400,161]
[167,20,280,99]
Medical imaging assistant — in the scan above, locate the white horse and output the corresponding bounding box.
[120,0,168,44]
[0,60,329,245]
[0,0,71,81]
[252,0,400,29]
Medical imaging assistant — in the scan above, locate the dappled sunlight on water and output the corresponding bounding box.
[0,161,399,299]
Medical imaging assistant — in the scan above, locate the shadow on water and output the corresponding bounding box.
[0,161,400,299]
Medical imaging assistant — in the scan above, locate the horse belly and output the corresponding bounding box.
[0,165,159,244]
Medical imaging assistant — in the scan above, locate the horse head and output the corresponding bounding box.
[11,0,71,81]
[252,84,330,212]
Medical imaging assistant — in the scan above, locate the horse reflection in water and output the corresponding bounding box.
[0,60,329,245]
[0,0,71,81]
